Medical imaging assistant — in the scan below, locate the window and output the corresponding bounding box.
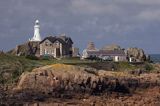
[45,49,47,54]
[52,50,54,54]
[45,42,48,46]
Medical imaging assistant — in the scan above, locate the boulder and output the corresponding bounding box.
[15,64,98,93]
[101,44,122,51]
[7,41,40,56]
[126,48,146,62]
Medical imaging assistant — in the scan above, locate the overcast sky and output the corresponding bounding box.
[0,0,160,54]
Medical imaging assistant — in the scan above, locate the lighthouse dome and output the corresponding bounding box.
[35,20,39,24]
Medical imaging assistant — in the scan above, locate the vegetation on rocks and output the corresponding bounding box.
[0,54,41,84]
[0,54,94,85]
[0,53,155,85]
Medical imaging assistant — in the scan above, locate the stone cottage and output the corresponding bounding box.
[39,35,73,58]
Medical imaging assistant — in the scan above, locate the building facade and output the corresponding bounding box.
[40,35,73,58]
[72,47,80,57]
[82,42,127,62]
[82,49,127,62]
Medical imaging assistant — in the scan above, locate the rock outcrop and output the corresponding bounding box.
[101,44,122,51]
[1,64,160,105]
[126,47,147,61]
[15,64,130,96]
[8,41,40,56]
[15,64,98,93]
[15,64,160,95]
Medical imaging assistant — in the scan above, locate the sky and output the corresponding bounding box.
[0,0,160,54]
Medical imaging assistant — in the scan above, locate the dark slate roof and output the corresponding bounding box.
[86,50,126,56]
[58,35,73,44]
[40,35,73,44]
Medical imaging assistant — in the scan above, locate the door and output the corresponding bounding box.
[56,48,60,57]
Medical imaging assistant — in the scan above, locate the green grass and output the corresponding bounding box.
[117,62,138,71]
[0,54,42,84]
[0,54,95,85]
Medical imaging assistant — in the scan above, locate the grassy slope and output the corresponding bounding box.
[0,54,40,84]
[0,54,96,84]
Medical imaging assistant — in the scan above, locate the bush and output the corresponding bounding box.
[86,56,102,61]
[63,57,80,60]
[144,63,154,71]
[25,55,39,60]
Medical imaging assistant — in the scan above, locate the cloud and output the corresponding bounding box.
[70,0,124,15]
[136,10,160,21]
[117,0,160,5]
[0,0,160,53]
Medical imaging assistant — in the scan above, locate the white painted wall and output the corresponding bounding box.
[115,56,119,62]
[30,20,42,42]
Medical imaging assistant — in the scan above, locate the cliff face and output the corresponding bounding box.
[8,41,40,56]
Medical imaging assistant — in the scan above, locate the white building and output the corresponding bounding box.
[82,49,127,62]
[29,20,42,42]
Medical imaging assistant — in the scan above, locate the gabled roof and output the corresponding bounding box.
[40,35,73,45]
[59,35,73,44]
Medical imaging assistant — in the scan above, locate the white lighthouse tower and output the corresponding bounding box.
[29,20,42,42]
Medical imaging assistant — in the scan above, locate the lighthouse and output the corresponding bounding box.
[29,20,42,42]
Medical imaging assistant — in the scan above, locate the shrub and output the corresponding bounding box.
[25,55,39,60]
[144,63,154,71]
